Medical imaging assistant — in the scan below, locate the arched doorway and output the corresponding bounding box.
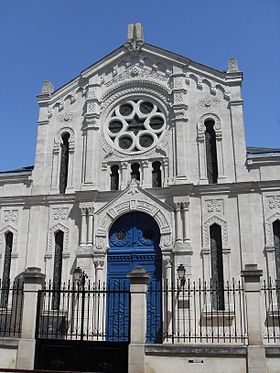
[107,211,162,343]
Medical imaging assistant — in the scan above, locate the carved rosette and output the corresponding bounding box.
[206,199,224,215]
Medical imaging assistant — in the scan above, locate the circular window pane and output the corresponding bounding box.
[116,230,126,240]
[119,136,133,149]
[149,116,164,130]
[143,229,154,240]
[139,134,154,148]
[119,104,133,116]
[139,102,154,114]
[109,120,123,134]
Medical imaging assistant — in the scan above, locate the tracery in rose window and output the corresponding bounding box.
[107,99,166,153]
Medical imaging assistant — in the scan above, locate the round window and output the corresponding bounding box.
[106,99,166,153]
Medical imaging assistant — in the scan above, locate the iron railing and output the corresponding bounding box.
[262,279,280,344]
[0,279,24,337]
[36,281,130,342]
[147,279,247,344]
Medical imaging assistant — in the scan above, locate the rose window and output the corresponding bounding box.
[106,100,166,153]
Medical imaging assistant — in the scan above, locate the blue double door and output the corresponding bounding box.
[107,212,162,343]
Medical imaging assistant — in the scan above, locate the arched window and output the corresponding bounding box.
[59,133,70,194]
[273,220,280,282]
[205,120,218,184]
[131,163,140,181]
[152,161,162,187]
[210,224,224,310]
[110,165,120,191]
[52,231,64,309]
[0,232,13,307]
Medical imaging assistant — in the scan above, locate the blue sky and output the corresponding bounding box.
[0,0,279,171]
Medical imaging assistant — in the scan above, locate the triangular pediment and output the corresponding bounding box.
[49,43,226,102]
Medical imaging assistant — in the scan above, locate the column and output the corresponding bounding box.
[94,257,105,338]
[120,162,129,190]
[50,146,60,189]
[83,124,95,184]
[162,158,169,187]
[182,202,190,242]
[87,206,94,245]
[175,203,183,242]
[141,160,150,188]
[127,267,149,373]
[163,255,173,342]
[241,264,267,373]
[80,207,87,246]
[198,135,207,183]
[67,143,75,189]
[17,267,45,369]
[216,134,225,180]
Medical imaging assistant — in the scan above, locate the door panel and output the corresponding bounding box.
[107,212,162,343]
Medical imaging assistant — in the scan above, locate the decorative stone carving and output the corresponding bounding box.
[124,23,144,55]
[47,223,70,253]
[52,208,69,221]
[197,113,222,139]
[227,58,239,72]
[202,215,229,250]
[265,212,280,245]
[100,87,171,159]
[55,127,75,145]
[105,65,169,88]
[198,96,220,109]
[58,112,78,123]
[94,182,173,251]
[268,196,280,210]
[2,210,18,224]
[206,199,224,214]
[40,80,54,94]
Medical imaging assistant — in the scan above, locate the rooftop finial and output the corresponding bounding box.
[124,23,144,55]
[40,80,54,95]
[227,58,239,73]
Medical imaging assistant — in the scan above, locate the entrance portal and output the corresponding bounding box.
[107,211,162,343]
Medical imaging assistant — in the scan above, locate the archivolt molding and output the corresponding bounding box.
[54,127,75,147]
[202,215,229,252]
[47,223,70,256]
[197,113,222,142]
[99,84,172,158]
[265,212,280,246]
[94,183,173,252]
[0,225,18,258]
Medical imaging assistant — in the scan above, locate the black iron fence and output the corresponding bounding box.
[0,279,24,337]
[147,279,248,344]
[35,281,130,342]
[262,279,280,343]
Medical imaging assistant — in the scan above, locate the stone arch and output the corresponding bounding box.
[0,225,18,258]
[94,190,172,253]
[47,223,70,257]
[203,215,229,252]
[266,212,280,246]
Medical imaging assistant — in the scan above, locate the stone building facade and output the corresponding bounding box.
[0,23,280,373]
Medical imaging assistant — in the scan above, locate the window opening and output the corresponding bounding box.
[210,224,224,310]
[152,161,162,187]
[205,120,218,184]
[273,220,280,283]
[0,232,13,307]
[59,133,70,194]
[131,163,140,181]
[52,231,64,309]
[110,165,120,191]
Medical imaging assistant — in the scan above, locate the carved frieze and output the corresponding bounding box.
[2,210,18,224]
[206,199,224,215]
[198,96,220,109]
[105,65,169,88]
[58,112,78,123]
[52,208,69,221]
[268,196,280,210]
